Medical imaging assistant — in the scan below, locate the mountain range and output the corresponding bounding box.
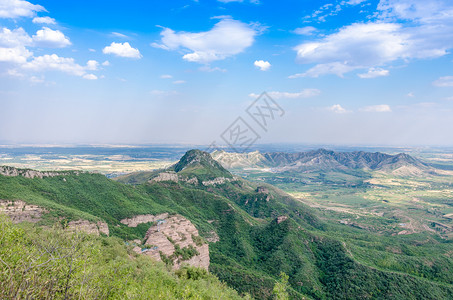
[211,149,433,176]
[1,149,453,299]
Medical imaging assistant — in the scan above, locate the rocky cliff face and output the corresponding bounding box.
[0,166,73,179]
[67,220,110,236]
[0,200,109,236]
[0,200,45,223]
[129,214,210,270]
[120,213,169,227]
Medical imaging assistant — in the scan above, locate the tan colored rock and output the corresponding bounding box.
[0,166,73,179]
[150,172,179,183]
[120,213,169,227]
[202,177,231,186]
[134,214,209,270]
[0,200,45,223]
[277,216,288,224]
[67,220,109,236]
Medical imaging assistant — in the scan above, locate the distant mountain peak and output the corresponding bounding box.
[172,149,232,179]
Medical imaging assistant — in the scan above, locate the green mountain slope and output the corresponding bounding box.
[1,150,453,299]
[0,214,244,299]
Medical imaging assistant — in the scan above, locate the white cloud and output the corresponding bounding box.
[360,104,392,112]
[173,80,186,84]
[378,0,453,23]
[82,74,97,80]
[294,0,453,77]
[0,46,32,64]
[328,104,350,114]
[33,27,71,48]
[153,18,257,63]
[22,54,99,79]
[199,66,227,72]
[0,27,32,47]
[29,75,44,83]
[102,60,110,66]
[254,60,271,71]
[293,23,407,77]
[0,27,32,64]
[348,0,368,4]
[103,42,141,58]
[293,26,317,35]
[32,16,55,24]
[160,74,172,79]
[433,76,453,87]
[111,32,128,38]
[0,0,45,19]
[407,92,415,97]
[358,67,389,78]
[86,60,99,71]
[249,89,320,99]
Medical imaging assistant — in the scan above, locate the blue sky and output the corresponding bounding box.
[1,0,453,146]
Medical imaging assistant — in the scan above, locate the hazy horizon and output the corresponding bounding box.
[2,0,453,146]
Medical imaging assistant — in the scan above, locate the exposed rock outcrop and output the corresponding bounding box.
[150,172,179,183]
[120,213,169,227]
[133,214,209,270]
[0,200,45,223]
[202,177,231,186]
[67,220,110,236]
[0,166,73,179]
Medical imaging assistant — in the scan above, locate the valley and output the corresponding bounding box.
[2,147,453,299]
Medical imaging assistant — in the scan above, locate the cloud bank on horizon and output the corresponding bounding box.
[1,0,453,145]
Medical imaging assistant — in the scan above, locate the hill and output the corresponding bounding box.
[1,150,453,299]
[211,149,433,176]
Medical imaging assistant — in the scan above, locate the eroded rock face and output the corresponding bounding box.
[202,177,231,186]
[133,214,209,270]
[0,200,45,223]
[150,172,179,183]
[0,166,72,179]
[120,213,169,227]
[67,220,110,236]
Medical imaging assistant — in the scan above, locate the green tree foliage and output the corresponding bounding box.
[273,272,290,300]
[0,215,244,299]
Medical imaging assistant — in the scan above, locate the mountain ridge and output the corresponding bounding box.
[212,148,433,175]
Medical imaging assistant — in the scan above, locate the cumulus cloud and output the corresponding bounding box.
[360,104,392,112]
[22,54,99,79]
[249,89,320,99]
[358,67,389,78]
[0,27,32,47]
[328,104,350,114]
[0,0,44,19]
[293,1,453,77]
[32,16,55,24]
[160,74,172,79]
[152,18,257,63]
[0,27,33,63]
[103,42,141,58]
[433,76,453,87]
[254,60,271,71]
[33,27,71,48]
[0,25,98,80]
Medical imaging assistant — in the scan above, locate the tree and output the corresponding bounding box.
[273,272,289,300]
